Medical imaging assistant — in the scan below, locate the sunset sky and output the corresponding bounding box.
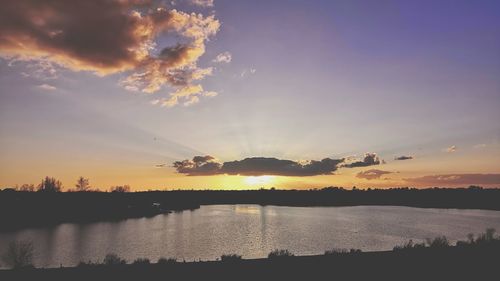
[0,0,499,190]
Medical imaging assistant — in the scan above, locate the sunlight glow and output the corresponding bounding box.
[244,175,275,186]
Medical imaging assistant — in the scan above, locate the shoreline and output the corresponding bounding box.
[1,244,499,280]
[1,188,500,231]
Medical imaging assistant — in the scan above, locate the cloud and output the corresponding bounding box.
[191,0,214,7]
[342,153,381,168]
[404,174,500,186]
[212,51,232,63]
[0,0,220,106]
[173,155,222,176]
[240,68,256,77]
[15,59,59,80]
[221,157,344,177]
[173,156,345,176]
[445,145,457,153]
[356,169,392,180]
[37,84,56,91]
[394,155,413,161]
[473,144,487,149]
[151,85,218,107]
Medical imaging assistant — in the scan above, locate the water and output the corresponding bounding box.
[1,205,500,268]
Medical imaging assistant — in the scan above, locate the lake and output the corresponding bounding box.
[1,205,500,268]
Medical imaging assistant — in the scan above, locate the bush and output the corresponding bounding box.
[324,248,348,255]
[103,253,127,266]
[77,260,97,267]
[220,254,242,262]
[110,185,130,193]
[467,233,475,244]
[157,257,177,264]
[393,239,427,251]
[349,248,362,254]
[394,240,412,251]
[1,240,34,269]
[426,236,449,248]
[132,258,150,265]
[268,249,294,259]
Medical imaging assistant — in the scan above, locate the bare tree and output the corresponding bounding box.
[2,240,34,269]
[37,176,62,192]
[75,176,90,192]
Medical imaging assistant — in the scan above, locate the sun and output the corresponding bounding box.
[244,175,275,186]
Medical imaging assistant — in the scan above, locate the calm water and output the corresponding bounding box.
[1,205,500,268]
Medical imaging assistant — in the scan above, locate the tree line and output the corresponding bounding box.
[12,176,130,193]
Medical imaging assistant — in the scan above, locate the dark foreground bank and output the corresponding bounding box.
[1,242,499,281]
[1,187,499,230]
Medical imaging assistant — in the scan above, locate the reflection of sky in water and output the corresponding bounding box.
[1,205,500,268]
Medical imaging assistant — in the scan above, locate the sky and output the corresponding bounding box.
[0,0,499,190]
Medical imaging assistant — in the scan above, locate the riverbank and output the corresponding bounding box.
[1,187,499,231]
[1,242,499,280]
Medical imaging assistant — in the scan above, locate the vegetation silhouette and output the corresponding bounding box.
[220,254,242,262]
[75,177,90,192]
[37,177,62,192]
[110,185,131,193]
[132,258,150,266]
[268,249,294,259]
[156,258,176,265]
[1,240,34,269]
[1,179,500,230]
[102,254,127,266]
[1,229,498,280]
[324,248,348,255]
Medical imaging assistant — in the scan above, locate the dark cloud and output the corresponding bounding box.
[342,153,381,168]
[173,156,345,177]
[356,169,392,180]
[221,157,344,177]
[193,155,215,163]
[173,156,222,176]
[0,0,220,105]
[394,155,414,161]
[1,0,154,72]
[404,174,500,185]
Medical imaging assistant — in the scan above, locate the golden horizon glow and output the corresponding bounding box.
[244,175,275,186]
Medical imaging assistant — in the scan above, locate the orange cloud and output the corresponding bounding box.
[356,169,392,180]
[404,174,500,186]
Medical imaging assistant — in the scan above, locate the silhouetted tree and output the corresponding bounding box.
[110,185,130,193]
[19,184,35,192]
[2,240,34,269]
[476,228,496,244]
[75,177,90,192]
[37,177,62,192]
